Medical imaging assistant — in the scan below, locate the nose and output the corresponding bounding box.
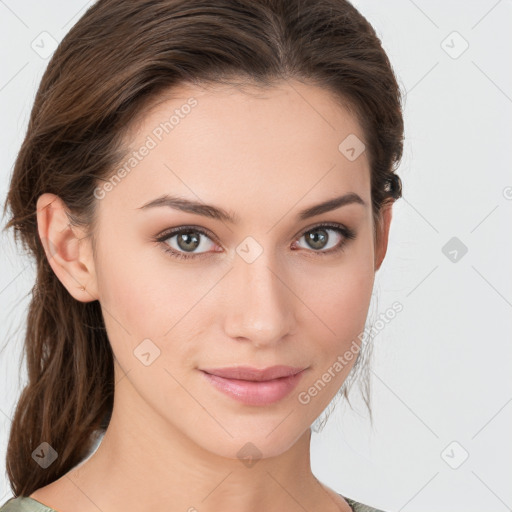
[223,249,297,348]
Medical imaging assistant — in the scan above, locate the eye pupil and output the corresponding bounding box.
[306,229,328,250]
[177,231,200,251]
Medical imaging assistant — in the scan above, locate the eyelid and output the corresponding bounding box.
[291,221,356,255]
[154,225,220,260]
[291,220,354,242]
[154,221,356,260]
[155,224,218,244]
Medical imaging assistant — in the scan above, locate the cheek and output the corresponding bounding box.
[301,269,374,365]
[95,223,188,329]
[92,231,170,366]
[95,239,156,324]
[93,233,212,374]
[295,242,375,409]
[299,236,375,341]
[293,255,374,413]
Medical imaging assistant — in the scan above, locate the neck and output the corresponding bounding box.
[63,370,333,512]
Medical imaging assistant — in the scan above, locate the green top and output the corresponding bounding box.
[1,495,386,512]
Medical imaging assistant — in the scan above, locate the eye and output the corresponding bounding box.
[154,222,356,261]
[292,223,356,256]
[155,226,219,260]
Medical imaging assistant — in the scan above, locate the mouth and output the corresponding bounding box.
[199,365,308,406]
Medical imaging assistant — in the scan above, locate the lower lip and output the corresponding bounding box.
[201,369,306,406]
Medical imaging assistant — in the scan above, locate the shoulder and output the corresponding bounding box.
[0,497,57,512]
[1,494,388,512]
[342,495,388,512]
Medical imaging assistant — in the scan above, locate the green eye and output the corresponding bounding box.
[154,222,356,261]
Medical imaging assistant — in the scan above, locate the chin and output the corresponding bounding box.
[190,416,311,462]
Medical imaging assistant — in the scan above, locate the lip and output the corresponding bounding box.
[200,365,307,406]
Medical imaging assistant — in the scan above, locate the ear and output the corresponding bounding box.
[36,193,99,302]
[374,201,393,272]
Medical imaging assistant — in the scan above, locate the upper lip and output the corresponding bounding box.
[200,365,306,381]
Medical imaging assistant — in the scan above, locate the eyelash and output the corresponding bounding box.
[154,222,357,261]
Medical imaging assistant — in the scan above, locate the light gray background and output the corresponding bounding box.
[1,1,511,511]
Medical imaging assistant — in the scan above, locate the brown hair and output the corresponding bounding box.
[1,0,403,497]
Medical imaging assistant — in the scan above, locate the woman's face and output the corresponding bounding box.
[87,80,386,459]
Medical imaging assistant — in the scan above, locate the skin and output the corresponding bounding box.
[31,80,392,512]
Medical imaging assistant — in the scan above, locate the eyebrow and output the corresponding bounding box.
[137,192,366,223]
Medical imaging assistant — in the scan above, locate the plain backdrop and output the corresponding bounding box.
[1,1,511,511]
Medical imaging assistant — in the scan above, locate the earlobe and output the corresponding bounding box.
[374,202,393,272]
[36,193,99,302]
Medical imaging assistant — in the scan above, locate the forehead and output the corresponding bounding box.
[100,80,371,220]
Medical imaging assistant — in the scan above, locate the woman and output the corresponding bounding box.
[1,0,403,510]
